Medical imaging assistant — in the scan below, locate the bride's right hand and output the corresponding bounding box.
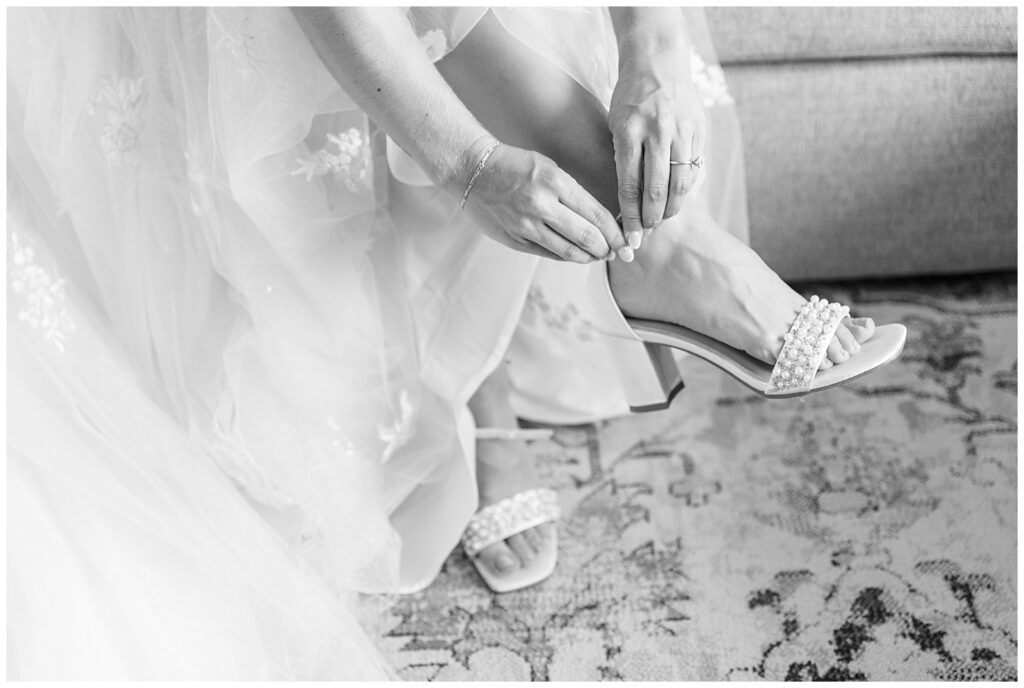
[460,142,628,263]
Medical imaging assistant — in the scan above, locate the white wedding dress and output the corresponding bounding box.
[6,7,746,679]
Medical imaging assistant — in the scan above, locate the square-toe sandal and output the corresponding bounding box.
[589,266,908,399]
[463,428,561,593]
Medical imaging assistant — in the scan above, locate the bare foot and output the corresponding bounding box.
[467,365,555,581]
[610,210,875,370]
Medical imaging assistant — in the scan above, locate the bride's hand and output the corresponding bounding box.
[609,50,705,249]
[461,141,628,263]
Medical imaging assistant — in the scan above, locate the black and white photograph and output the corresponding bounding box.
[5,3,1017,681]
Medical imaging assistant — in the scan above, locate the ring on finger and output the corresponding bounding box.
[668,154,703,169]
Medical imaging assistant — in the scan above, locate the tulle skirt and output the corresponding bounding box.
[6,6,746,679]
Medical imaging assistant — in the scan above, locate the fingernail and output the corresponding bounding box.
[849,341,861,353]
[627,232,642,249]
[607,249,616,261]
[494,553,517,573]
[618,246,635,262]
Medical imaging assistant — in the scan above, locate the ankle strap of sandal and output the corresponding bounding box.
[767,295,850,395]
[475,427,555,441]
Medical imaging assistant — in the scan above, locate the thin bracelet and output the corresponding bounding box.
[459,140,502,211]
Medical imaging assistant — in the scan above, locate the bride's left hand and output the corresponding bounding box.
[609,52,705,250]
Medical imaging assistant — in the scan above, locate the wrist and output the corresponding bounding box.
[618,34,688,75]
[440,132,500,195]
[613,10,688,73]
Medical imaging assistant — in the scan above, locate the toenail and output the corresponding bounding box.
[494,553,517,573]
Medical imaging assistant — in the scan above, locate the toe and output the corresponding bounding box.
[836,324,861,356]
[845,316,876,344]
[537,523,556,542]
[523,526,544,553]
[476,541,519,576]
[826,336,849,365]
[507,533,535,564]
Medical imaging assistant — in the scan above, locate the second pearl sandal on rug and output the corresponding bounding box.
[587,264,908,399]
[464,428,560,594]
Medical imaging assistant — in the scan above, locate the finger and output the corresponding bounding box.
[558,176,626,258]
[612,126,644,251]
[642,136,671,232]
[534,223,595,264]
[665,132,695,220]
[546,206,610,259]
[507,235,572,262]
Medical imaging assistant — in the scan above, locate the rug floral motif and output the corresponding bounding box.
[381,273,1017,681]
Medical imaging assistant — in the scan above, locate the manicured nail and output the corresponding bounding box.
[849,340,861,353]
[627,232,642,249]
[617,246,635,262]
[494,553,517,573]
[607,249,616,261]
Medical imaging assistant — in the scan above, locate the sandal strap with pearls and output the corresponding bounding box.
[461,488,561,558]
[767,295,850,396]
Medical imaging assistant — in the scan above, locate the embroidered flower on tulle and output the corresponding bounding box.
[378,390,415,464]
[292,127,371,192]
[210,9,262,77]
[690,51,734,108]
[420,29,448,62]
[88,75,147,167]
[8,231,75,352]
[524,286,596,342]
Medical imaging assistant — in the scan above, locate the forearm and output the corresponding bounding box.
[292,7,491,190]
[609,7,689,73]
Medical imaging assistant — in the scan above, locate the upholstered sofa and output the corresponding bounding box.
[706,7,1017,281]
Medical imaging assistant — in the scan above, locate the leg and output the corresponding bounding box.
[467,362,555,579]
[438,11,874,367]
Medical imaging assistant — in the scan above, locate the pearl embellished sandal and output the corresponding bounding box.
[586,265,907,401]
[463,428,560,593]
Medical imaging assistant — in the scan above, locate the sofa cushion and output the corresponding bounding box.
[725,56,1016,280]
[707,7,1017,64]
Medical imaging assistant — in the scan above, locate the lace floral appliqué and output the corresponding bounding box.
[88,75,147,167]
[524,286,596,342]
[209,8,262,78]
[292,127,371,192]
[419,29,448,62]
[690,51,734,108]
[8,231,75,352]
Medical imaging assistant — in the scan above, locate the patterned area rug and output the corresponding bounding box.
[380,272,1017,681]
